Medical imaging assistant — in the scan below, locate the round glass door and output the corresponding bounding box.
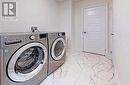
[7,43,47,82]
[51,38,65,60]
[15,46,44,74]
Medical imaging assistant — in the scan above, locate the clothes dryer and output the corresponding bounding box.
[47,32,66,75]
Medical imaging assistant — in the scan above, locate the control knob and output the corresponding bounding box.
[29,35,35,40]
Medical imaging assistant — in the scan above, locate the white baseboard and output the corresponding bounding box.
[114,66,121,85]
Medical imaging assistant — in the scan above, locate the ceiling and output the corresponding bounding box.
[55,0,82,2]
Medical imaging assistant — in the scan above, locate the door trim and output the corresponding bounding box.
[82,4,109,57]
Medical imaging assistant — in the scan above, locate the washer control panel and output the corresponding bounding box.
[4,35,23,45]
[5,40,22,45]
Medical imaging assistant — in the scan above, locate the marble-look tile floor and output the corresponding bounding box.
[40,52,117,85]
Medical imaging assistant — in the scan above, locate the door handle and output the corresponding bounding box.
[111,33,114,35]
[83,32,87,34]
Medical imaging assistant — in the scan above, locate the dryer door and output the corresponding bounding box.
[7,42,47,82]
[51,38,66,60]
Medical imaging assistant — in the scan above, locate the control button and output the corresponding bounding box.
[30,35,35,40]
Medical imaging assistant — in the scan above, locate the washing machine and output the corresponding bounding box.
[47,32,66,75]
[0,32,48,85]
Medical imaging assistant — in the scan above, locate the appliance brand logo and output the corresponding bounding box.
[2,2,16,17]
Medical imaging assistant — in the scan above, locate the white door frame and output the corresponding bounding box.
[81,4,111,58]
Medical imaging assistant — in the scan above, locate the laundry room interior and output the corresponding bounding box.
[0,0,130,85]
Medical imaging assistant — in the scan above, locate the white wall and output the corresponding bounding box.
[0,0,60,32]
[113,0,130,85]
[72,0,107,52]
[0,0,73,53]
[58,0,72,53]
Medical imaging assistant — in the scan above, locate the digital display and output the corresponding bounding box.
[39,34,47,38]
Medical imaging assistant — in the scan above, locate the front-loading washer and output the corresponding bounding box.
[0,32,48,85]
[47,32,66,75]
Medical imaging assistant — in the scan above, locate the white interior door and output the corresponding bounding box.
[83,6,107,55]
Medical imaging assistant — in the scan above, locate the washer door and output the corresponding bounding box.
[7,42,47,82]
[51,38,66,61]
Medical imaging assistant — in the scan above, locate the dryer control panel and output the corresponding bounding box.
[58,32,65,36]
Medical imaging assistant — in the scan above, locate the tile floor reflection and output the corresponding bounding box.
[40,52,117,85]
